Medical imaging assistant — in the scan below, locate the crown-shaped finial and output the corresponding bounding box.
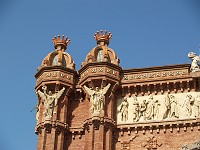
[94,30,112,45]
[52,35,70,50]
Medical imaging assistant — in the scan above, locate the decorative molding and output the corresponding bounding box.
[36,71,74,86]
[35,119,68,134]
[80,66,119,80]
[121,69,188,82]
[117,118,200,135]
[83,116,116,131]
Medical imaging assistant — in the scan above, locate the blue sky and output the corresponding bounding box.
[0,1,200,150]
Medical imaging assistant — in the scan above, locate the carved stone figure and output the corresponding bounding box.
[36,101,40,122]
[193,95,200,117]
[154,99,161,120]
[37,85,65,120]
[169,95,179,118]
[146,95,160,120]
[97,49,104,62]
[188,52,200,72]
[119,97,129,122]
[132,96,140,122]
[183,94,200,118]
[163,94,171,119]
[139,100,148,120]
[182,95,193,117]
[83,83,111,115]
[35,91,40,122]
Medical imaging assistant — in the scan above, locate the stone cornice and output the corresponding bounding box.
[117,118,200,135]
[35,66,78,89]
[121,64,191,84]
[35,119,68,134]
[122,64,190,73]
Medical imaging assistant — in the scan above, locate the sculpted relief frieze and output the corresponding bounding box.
[117,92,200,124]
[122,69,188,82]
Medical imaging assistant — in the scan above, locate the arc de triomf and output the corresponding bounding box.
[34,30,200,150]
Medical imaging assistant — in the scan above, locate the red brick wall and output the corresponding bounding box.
[116,126,200,150]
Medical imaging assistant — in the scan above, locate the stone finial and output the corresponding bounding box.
[94,30,112,46]
[52,35,70,51]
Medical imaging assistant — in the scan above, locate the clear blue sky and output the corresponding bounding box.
[0,1,200,150]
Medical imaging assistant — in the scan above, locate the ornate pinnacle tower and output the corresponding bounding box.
[35,35,76,150]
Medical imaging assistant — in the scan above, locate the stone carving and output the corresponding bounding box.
[34,92,40,122]
[183,95,194,117]
[139,100,148,120]
[36,102,40,122]
[188,52,200,72]
[145,95,160,120]
[122,70,187,81]
[37,85,65,120]
[132,96,140,122]
[162,94,180,119]
[121,141,130,150]
[183,94,200,118]
[169,95,179,118]
[182,140,200,150]
[142,136,162,149]
[194,95,200,117]
[163,94,171,119]
[117,92,200,124]
[83,83,111,116]
[119,97,129,122]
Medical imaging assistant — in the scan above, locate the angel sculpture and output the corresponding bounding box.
[188,52,200,72]
[36,85,65,120]
[83,83,111,115]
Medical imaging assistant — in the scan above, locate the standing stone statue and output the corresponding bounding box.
[139,100,148,120]
[193,95,200,117]
[188,52,200,72]
[83,83,111,115]
[119,97,129,122]
[169,95,179,118]
[182,95,194,117]
[35,101,40,122]
[132,96,140,122]
[163,94,171,119]
[146,95,160,120]
[37,85,65,120]
[183,94,200,118]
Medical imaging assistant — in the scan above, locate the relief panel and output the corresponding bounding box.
[117,92,200,124]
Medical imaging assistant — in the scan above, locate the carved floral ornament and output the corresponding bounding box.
[122,70,187,81]
[37,71,72,84]
[80,67,118,79]
[117,92,200,124]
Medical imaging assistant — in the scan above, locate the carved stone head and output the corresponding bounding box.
[48,91,53,96]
